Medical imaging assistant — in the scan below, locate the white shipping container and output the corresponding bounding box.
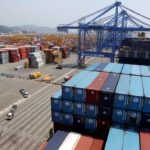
[59,132,81,150]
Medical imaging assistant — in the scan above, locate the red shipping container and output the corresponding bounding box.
[140,132,150,150]
[75,136,93,150]
[90,139,104,150]
[86,72,109,105]
[97,119,110,132]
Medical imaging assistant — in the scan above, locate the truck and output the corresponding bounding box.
[41,75,55,82]
[6,105,17,120]
[20,89,28,98]
[29,71,41,79]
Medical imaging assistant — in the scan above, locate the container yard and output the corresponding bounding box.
[1,1,150,150]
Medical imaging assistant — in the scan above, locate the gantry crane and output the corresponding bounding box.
[57,1,150,65]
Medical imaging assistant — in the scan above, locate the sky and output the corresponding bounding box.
[0,0,150,27]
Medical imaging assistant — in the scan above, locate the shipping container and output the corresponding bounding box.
[128,76,143,111]
[123,131,140,150]
[94,62,108,72]
[44,130,68,150]
[142,77,150,113]
[73,102,85,116]
[62,100,73,113]
[75,136,93,150]
[114,74,130,109]
[51,90,62,111]
[62,70,90,100]
[126,111,141,126]
[52,111,62,123]
[105,127,124,150]
[85,118,97,131]
[131,65,141,76]
[140,132,150,150]
[99,106,111,120]
[62,113,73,125]
[100,73,120,107]
[73,116,85,129]
[111,63,123,74]
[121,64,132,75]
[141,113,150,130]
[112,108,126,124]
[140,66,150,77]
[103,63,115,73]
[85,104,98,118]
[97,119,110,132]
[85,63,100,71]
[86,72,109,104]
[59,132,81,150]
[90,139,104,150]
[74,72,99,102]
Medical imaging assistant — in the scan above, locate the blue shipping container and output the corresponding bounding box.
[85,117,97,131]
[123,131,140,150]
[140,66,150,77]
[112,108,126,124]
[131,65,141,76]
[62,113,73,125]
[142,77,150,113]
[52,111,62,123]
[74,71,99,101]
[114,74,130,109]
[44,130,68,150]
[94,62,108,72]
[73,102,85,116]
[85,63,100,71]
[62,100,73,113]
[85,104,98,118]
[105,127,124,150]
[128,76,143,111]
[62,70,90,100]
[126,111,141,126]
[103,63,116,73]
[111,63,123,74]
[51,90,62,111]
[121,64,132,75]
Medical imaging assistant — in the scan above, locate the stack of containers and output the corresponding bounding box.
[7,48,20,63]
[71,71,99,131]
[98,73,120,133]
[113,74,143,129]
[52,71,90,128]
[44,130,104,150]
[60,46,70,58]
[85,72,110,132]
[120,38,150,65]
[0,49,9,64]
[28,51,45,68]
[52,71,105,133]
[18,46,27,59]
[141,77,150,131]
[105,127,140,150]
[42,49,62,64]
[23,45,31,56]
